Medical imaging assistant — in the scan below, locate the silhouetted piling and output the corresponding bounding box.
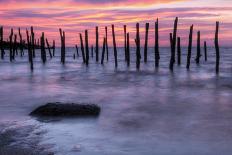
[155,18,160,67]
[13,34,18,58]
[85,30,89,66]
[196,31,201,64]
[46,39,52,58]
[0,26,4,59]
[75,45,79,57]
[144,23,149,63]
[126,32,130,67]
[135,23,141,70]
[215,21,220,74]
[91,45,94,58]
[177,37,181,65]
[101,38,106,65]
[124,25,127,61]
[40,32,46,63]
[112,24,118,68]
[204,41,207,61]
[79,33,86,63]
[59,29,65,64]
[95,26,99,62]
[186,25,193,69]
[9,29,13,62]
[18,28,23,57]
[52,40,55,56]
[169,17,178,71]
[169,33,174,71]
[105,26,109,61]
[26,29,33,71]
[31,27,35,58]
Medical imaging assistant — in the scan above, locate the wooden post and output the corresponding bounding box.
[105,26,109,61]
[112,24,118,68]
[136,23,141,70]
[52,40,55,56]
[79,33,86,63]
[155,18,160,67]
[18,28,23,57]
[75,45,79,57]
[31,27,35,58]
[186,25,193,69]
[126,32,130,67]
[204,41,207,61]
[124,25,127,61]
[26,29,33,71]
[40,32,46,63]
[46,38,52,58]
[196,31,201,64]
[101,38,106,65]
[59,29,65,64]
[172,17,178,63]
[9,28,13,62]
[215,21,220,74]
[177,37,181,65]
[144,23,149,63]
[85,30,89,66]
[169,33,174,71]
[0,26,4,59]
[13,34,17,59]
[91,45,94,58]
[95,26,99,62]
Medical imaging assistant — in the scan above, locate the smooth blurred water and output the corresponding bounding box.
[0,47,232,155]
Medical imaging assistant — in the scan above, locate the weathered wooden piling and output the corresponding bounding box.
[124,25,127,61]
[46,39,52,58]
[52,40,55,56]
[177,37,181,65]
[186,25,193,69]
[75,45,79,57]
[135,23,141,70]
[40,32,46,63]
[59,28,65,64]
[195,31,201,64]
[126,32,130,67]
[26,29,33,71]
[9,29,13,62]
[0,26,4,59]
[105,26,109,61]
[18,28,23,57]
[95,26,99,62]
[144,23,149,63]
[31,27,35,58]
[204,41,207,61]
[79,33,86,63]
[85,30,89,66]
[169,33,174,71]
[169,17,178,70]
[215,21,220,74]
[101,38,106,65]
[155,18,160,67]
[112,24,118,68]
[13,34,17,59]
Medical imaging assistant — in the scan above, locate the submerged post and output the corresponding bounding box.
[40,32,46,63]
[75,45,79,57]
[13,34,17,59]
[124,25,127,61]
[136,23,141,70]
[186,25,193,70]
[144,23,149,63]
[95,26,99,62]
[126,32,130,67]
[155,18,160,67]
[177,37,181,65]
[101,38,106,65]
[9,28,13,62]
[196,31,201,64]
[169,33,174,71]
[85,30,89,66]
[169,17,178,71]
[59,28,65,64]
[91,45,94,58]
[204,41,207,61]
[46,39,52,58]
[79,33,86,63]
[18,28,23,57]
[215,21,220,74]
[26,29,33,71]
[105,26,109,61]
[0,26,4,59]
[31,26,35,58]
[52,40,55,57]
[112,24,118,68]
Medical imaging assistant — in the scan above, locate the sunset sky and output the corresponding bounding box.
[0,0,232,47]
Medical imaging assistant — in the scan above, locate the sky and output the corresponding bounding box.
[0,0,232,47]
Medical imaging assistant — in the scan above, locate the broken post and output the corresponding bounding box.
[40,32,46,63]
[79,33,86,63]
[75,45,79,57]
[169,33,174,71]
[204,41,207,61]
[169,17,178,71]
[95,26,99,62]
[186,25,193,70]
[46,38,52,58]
[124,25,127,61]
[9,28,13,62]
[85,30,89,66]
[31,27,35,58]
[18,28,23,57]
[0,26,4,59]
[26,29,33,71]
[101,38,106,65]
[59,29,65,64]
[136,23,141,70]
[155,18,160,67]
[126,32,130,67]
[195,31,201,64]
[177,37,181,65]
[215,21,220,74]
[144,23,149,63]
[112,24,118,68]
[52,40,55,56]
[105,26,109,61]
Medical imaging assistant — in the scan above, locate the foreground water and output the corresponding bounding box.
[0,47,232,155]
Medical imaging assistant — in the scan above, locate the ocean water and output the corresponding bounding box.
[0,47,232,155]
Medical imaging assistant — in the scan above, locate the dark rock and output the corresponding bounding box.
[30,102,101,117]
